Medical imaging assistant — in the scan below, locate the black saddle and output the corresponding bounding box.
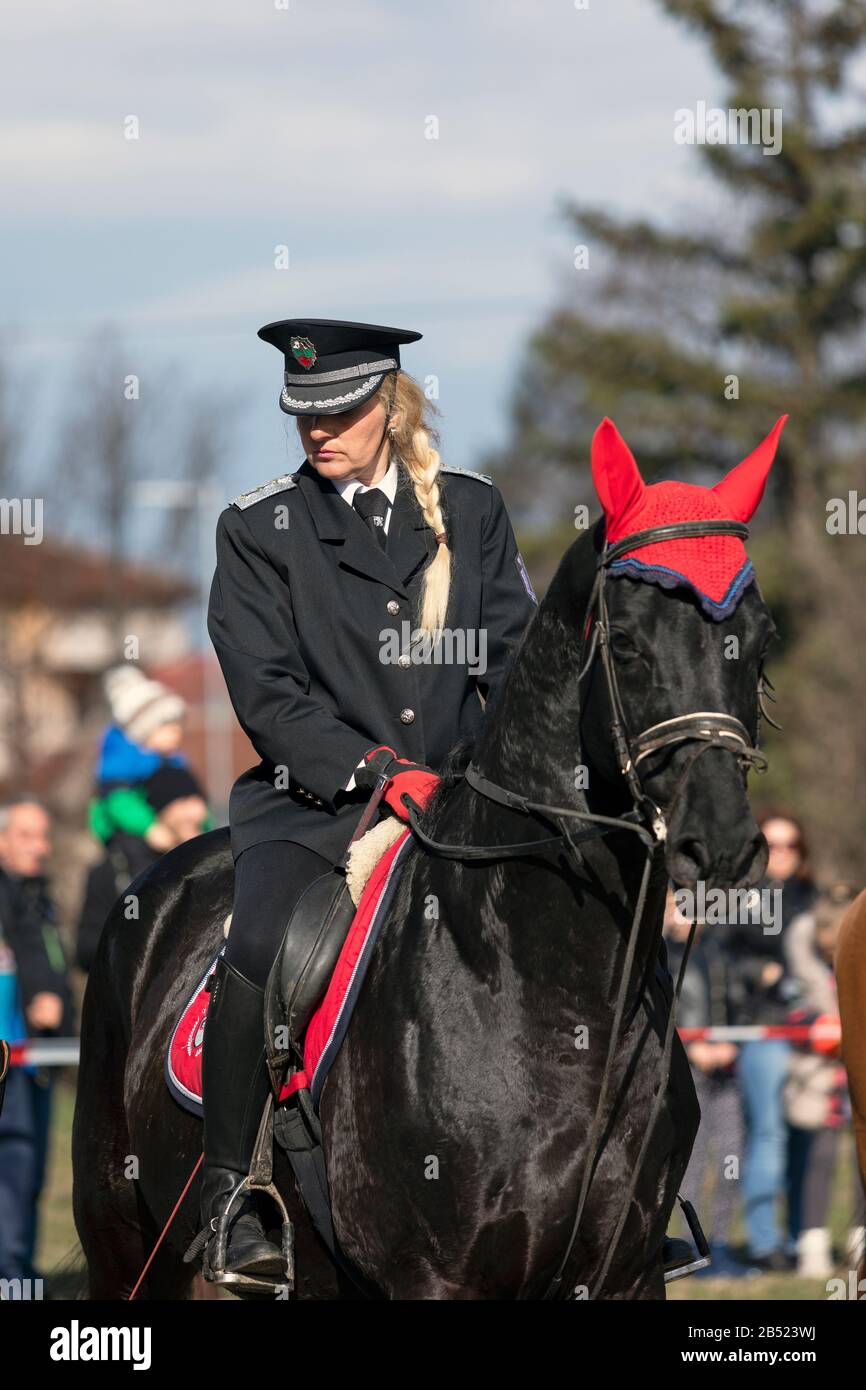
[263,868,356,1091]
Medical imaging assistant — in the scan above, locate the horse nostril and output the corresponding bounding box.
[668,831,768,891]
[667,838,709,888]
[741,833,768,889]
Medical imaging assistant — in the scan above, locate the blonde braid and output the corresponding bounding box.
[376,372,451,638]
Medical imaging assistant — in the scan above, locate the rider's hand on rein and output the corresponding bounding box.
[357,745,442,822]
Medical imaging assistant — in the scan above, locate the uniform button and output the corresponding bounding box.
[397,654,411,669]
[399,708,415,724]
[387,600,400,615]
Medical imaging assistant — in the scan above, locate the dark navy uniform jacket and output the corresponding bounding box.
[207,459,537,861]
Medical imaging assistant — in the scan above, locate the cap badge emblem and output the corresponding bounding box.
[291,336,317,370]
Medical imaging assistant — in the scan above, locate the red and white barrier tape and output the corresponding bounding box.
[8,1038,81,1067]
[678,1020,841,1046]
[3,1020,844,1070]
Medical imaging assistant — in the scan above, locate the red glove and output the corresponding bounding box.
[357,746,441,821]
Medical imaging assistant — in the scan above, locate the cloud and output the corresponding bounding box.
[0,107,553,223]
[2,0,721,399]
[1,0,716,224]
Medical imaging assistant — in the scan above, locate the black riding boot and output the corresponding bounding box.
[198,955,285,1281]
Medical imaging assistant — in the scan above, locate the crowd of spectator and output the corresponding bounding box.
[0,666,209,1283]
[667,809,865,1279]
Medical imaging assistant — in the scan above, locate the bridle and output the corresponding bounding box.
[405,517,775,1298]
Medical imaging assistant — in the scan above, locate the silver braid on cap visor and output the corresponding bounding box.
[283,357,397,386]
[281,372,386,412]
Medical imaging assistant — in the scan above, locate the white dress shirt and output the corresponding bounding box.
[334,458,401,789]
[331,458,399,536]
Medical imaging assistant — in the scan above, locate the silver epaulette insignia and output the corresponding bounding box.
[439,465,493,486]
[232,475,299,509]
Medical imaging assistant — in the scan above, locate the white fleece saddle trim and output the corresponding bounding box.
[346,816,406,906]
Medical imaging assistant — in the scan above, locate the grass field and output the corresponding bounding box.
[37,1074,862,1301]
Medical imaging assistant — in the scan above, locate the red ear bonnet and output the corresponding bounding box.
[589,416,788,619]
[711,415,787,521]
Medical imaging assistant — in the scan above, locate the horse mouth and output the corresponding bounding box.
[665,832,768,894]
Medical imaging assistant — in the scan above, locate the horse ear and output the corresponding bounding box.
[712,415,788,522]
[591,418,646,530]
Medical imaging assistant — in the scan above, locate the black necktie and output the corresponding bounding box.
[353,487,390,550]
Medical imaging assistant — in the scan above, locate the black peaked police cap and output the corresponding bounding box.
[257,318,423,417]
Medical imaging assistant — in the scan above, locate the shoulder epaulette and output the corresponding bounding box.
[439,465,493,486]
[232,474,298,510]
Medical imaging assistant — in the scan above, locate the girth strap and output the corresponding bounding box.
[274,1089,383,1300]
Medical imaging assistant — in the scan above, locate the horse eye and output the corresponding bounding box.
[610,630,639,659]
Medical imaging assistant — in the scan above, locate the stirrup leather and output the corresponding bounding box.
[663,1196,712,1283]
[186,1092,296,1296]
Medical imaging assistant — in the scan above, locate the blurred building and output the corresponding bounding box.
[0,532,193,809]
[0,531,254,936]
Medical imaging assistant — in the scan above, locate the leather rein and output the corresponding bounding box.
[405,518,772,1298]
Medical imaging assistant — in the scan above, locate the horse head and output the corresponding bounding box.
[578,415,788,892]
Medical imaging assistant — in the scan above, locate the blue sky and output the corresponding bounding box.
[4,0,736,526]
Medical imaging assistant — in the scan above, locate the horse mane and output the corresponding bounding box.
[421,522,604,824]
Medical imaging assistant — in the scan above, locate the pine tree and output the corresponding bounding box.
[489,0,866,876]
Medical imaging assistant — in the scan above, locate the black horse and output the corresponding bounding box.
[72,503,774,1300]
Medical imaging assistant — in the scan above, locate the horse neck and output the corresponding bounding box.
[440,533,667,998]
[472,538,591,807]
[470,529,635,826]
[425,530,664,1000]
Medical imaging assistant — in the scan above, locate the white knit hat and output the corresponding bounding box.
[103,665,186,745]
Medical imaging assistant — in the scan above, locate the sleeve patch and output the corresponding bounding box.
[515,552,537,604]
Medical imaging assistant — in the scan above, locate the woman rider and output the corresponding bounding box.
[199,318,538,1282]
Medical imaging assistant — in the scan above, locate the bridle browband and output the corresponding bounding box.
[403,517,773,1299]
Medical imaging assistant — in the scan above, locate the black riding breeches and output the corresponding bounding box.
[222,840,333,990]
